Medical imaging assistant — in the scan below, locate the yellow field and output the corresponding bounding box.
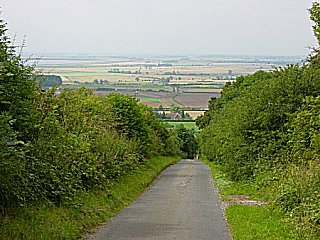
[185,111,205,119]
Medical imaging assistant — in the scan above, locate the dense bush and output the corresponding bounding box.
[28,89,141,203]
[37,75,62,89]
[197,2,320,235]
[199,58,320,236]
[0,20,39,141]
[0,87,179,208]
[174,124,198,159]
[274,96,320,235]
[0,18,40,210]
[0,20,180,210]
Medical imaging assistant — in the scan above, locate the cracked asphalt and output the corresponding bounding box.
[90,159,231,240]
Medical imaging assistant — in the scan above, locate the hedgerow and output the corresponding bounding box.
[0,19,180,211]
[197,2,320,236]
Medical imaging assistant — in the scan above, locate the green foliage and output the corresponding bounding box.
[37,75,62,89]
[198,4,320,235]
[0,17,180,210]
[199,62,320,234]
[199,63,320,179]
[9,88,177,207]
[0,84,179,208]
[27,89,139,202]
[174,124,198,159]
[0,19,39,140]
[0,156,180,240]
[170,105,181,113]
[105,93,176,157]
[0,18,40,211]
[310,2,320,45]
[106,93,146,140]
[272,97,320,236]
[0,113,29,210]
[204,159,258,197]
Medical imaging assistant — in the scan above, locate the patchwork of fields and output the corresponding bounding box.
[39,55,299,119]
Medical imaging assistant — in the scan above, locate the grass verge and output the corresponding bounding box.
[203,159,303,240]
[0,156,180,240]
[226,205,299,240]
[204,159,257,196]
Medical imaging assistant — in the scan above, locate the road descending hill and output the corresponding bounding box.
[89,160,231,240]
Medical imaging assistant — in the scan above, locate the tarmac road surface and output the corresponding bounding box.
[90,159,231,240]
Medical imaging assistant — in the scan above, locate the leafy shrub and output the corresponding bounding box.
[26,89,177,203]
[197,3,320,235]
[0,18,39,211]
[174,124,198,159]
[272,97,320,236]
[0,16,180,209]
[0,114,29,211]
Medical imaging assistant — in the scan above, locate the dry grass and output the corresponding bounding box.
[185,111,205,119]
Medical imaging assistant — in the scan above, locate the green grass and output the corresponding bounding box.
[227,205,301,240]
[203,159,305,240]
[139,97,162,103]
[167,121,199,131]
[0,156,180,240]
[204,160,258,196]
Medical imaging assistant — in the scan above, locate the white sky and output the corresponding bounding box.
[0,0,318,56]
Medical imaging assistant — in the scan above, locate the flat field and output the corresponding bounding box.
[166,121,199,131]
[39,55,300,110]
[175,93,220,108]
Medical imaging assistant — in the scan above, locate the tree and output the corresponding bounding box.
[175,124,198,159]
[310,2,320,45]
[170,105,181,114]
[0,19,40,140]
[0,17,39,209]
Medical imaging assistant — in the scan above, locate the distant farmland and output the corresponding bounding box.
[39,55,297,112]
[166,121,199,132]
[175,93,220,108]
[93,90,220,110]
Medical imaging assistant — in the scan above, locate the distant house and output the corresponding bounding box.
[166,113,182,120]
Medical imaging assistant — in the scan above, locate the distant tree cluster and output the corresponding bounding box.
[37,75,62,89]
[174,124,197,159]
[108,69,141,74]
[93,79,108,84]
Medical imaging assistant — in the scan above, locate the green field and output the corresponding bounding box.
[166,121,199,131]
[139,97,162,103]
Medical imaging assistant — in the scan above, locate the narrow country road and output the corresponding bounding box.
[90,159,231,240]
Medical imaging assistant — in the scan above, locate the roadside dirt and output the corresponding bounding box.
[221,194,267,210]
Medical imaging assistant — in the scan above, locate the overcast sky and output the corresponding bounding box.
[0,0,318,56]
